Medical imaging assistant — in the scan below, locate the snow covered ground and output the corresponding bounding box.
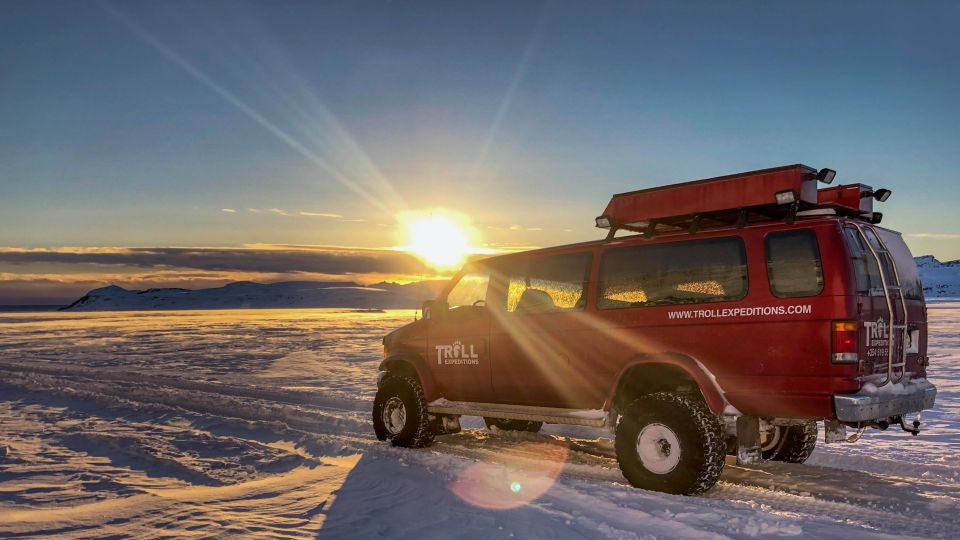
[2,305,960,538]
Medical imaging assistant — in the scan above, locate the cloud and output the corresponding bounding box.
[906,233,960,239]
[222,208,237,213]
[0,245,436,276]
[246,208,350,219]
[0,245,463,304]
[299,211,343,218]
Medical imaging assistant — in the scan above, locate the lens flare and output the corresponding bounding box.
[448,441,568,510]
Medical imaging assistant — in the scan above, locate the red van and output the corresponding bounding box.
[372,165,936,495]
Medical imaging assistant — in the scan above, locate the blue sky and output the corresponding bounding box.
[1,1,958,302]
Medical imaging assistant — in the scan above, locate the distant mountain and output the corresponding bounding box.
[917,256,960,298]
[60,280,448,312]
[53,255,960,311]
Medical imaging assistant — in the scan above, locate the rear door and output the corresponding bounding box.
[872,228,927,377]
[842,224,927,380]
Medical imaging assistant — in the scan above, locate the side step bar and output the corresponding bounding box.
[427,400,608,427]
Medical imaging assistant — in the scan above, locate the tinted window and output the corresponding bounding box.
[446,270,490,308]
[598,237,747,309]
[506,252,592,314]
[765,230,824,297]
[875,229,924,300]
[843,228,884,295]
[862,228,898,290]
[843,227,923,300]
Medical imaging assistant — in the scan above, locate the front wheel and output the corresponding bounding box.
[372,375,435,448]
[615,392,725,495]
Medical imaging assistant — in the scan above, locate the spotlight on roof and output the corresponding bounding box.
[860,188,892,202]
[817,168,837,184]
[595,216,612,229]
[775,190,797,205]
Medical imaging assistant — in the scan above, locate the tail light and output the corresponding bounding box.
[832,321,859,363]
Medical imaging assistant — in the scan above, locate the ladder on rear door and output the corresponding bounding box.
[852,222,908,387]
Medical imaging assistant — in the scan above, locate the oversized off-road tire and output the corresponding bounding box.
[615,392,725,495]
[372,375,435,448]
[762,421,817,463]
[483,417,543,433]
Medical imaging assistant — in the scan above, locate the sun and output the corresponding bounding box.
[397,210,477,270]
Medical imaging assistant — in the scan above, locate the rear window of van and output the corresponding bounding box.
[765,230,824,298]
[598,237,747,308]
[844,227,923,300]
[876,229,924,300]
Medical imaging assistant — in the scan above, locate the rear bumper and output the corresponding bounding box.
[834,380,937,422]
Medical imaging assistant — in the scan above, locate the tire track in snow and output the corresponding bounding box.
[5,366,960,537]
[433,430,960,538]
[0,360,367,413]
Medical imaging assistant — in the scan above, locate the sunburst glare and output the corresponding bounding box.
[396,210,486,270]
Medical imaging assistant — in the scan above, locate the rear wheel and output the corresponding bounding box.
[483,418,543,433]
[762,421,817,463]
[615,392,725,495]
[372,375,435,448]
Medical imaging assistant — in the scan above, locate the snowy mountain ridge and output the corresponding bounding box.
[917,255,960,298]
[60,280,447,311]
[58,254,960,311]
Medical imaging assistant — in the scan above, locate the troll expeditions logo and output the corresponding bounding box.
[864,318,889,358]
[435,340,480,366]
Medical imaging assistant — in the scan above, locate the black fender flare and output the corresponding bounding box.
[605,352,729,415]
[378,353,440,402]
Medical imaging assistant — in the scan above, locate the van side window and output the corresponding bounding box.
[446,270,490,308]
[598,237,747,309]
[506,252,592,314]
[765,230,824,298]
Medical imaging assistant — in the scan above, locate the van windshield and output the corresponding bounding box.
[446,269,491,308]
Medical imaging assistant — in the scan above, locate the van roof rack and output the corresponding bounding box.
[595,164,888,239]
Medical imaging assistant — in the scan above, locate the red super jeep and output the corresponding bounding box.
[372,164,936,495]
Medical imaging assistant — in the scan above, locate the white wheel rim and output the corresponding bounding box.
[761,426,782,452]
[636,423,681,475]
[382,397,406,435]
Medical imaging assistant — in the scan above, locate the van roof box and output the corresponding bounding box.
[596,164,870,238]
[817,184,874,215]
